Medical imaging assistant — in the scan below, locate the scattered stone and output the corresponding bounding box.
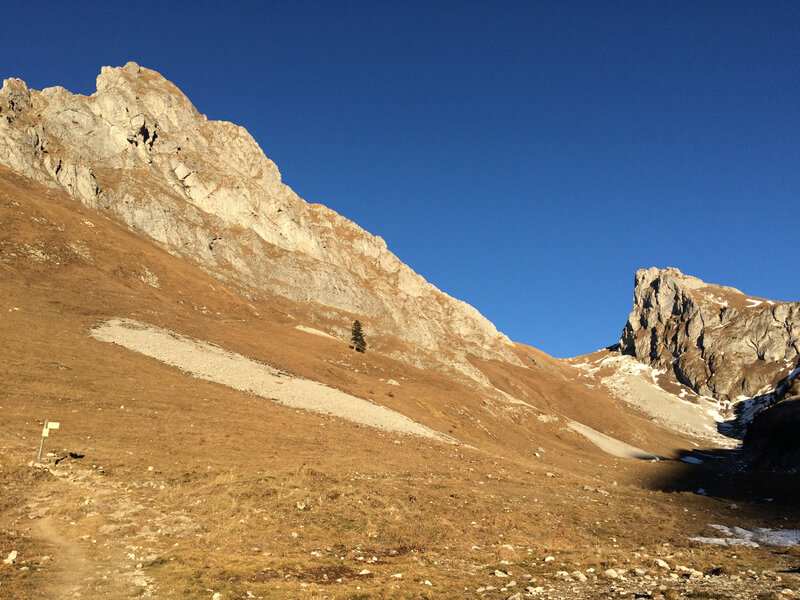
[571,570,588,582]
[544,556,555,562]
[494,569,509,578]
[526,586,544,595]
[654,558,670,570]
[675,565,703,580]
[603,568,619,579]
[358,569,371,575]
[3,550,18,565]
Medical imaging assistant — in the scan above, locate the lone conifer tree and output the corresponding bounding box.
[351,320,367,353]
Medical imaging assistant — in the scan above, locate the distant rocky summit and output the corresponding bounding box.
[0,62,518,378]
[619,267,800,402]
[618,267,800,470]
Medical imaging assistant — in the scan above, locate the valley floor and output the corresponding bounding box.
[3,421,799,600]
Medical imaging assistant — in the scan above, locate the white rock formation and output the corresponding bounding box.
[619,267,800,400]
[0,63,520,377]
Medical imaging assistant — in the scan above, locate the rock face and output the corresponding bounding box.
[742,371,800,469]
[0,63,519,377]
[619,267,800,401]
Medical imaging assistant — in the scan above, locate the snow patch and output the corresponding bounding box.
[596,355,734,445]
[706,294,729,307]
[728,362,800,432]
[690,524,800,547]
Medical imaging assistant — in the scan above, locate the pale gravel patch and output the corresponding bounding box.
[566,420,659,460]
[494,388,529,406]
[90,318,457,444]
[294,325,339,341]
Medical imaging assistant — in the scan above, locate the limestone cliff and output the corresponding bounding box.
[0,62,520,378]
[619,267,800,402]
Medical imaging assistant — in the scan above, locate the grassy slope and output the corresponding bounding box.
[1,165,798,599]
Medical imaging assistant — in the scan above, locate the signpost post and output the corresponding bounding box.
[36,421,60,464]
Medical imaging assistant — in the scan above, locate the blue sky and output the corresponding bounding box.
[4,2,799,357]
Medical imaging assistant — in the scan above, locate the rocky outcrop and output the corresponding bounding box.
[619,267,800,401]
[742,371,800,469]
[0,63,520,378]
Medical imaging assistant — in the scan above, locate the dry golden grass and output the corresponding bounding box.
[1,166,799,598]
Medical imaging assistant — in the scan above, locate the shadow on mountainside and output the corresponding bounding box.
[649,364,800,511]
[644,447,800,520]
[716,391,777,441]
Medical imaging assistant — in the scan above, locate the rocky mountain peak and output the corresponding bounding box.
[619,267,800,401]
[0,63,518,380]
[92,61,204,138]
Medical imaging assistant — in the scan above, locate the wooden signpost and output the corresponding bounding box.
[36,420,60,463]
